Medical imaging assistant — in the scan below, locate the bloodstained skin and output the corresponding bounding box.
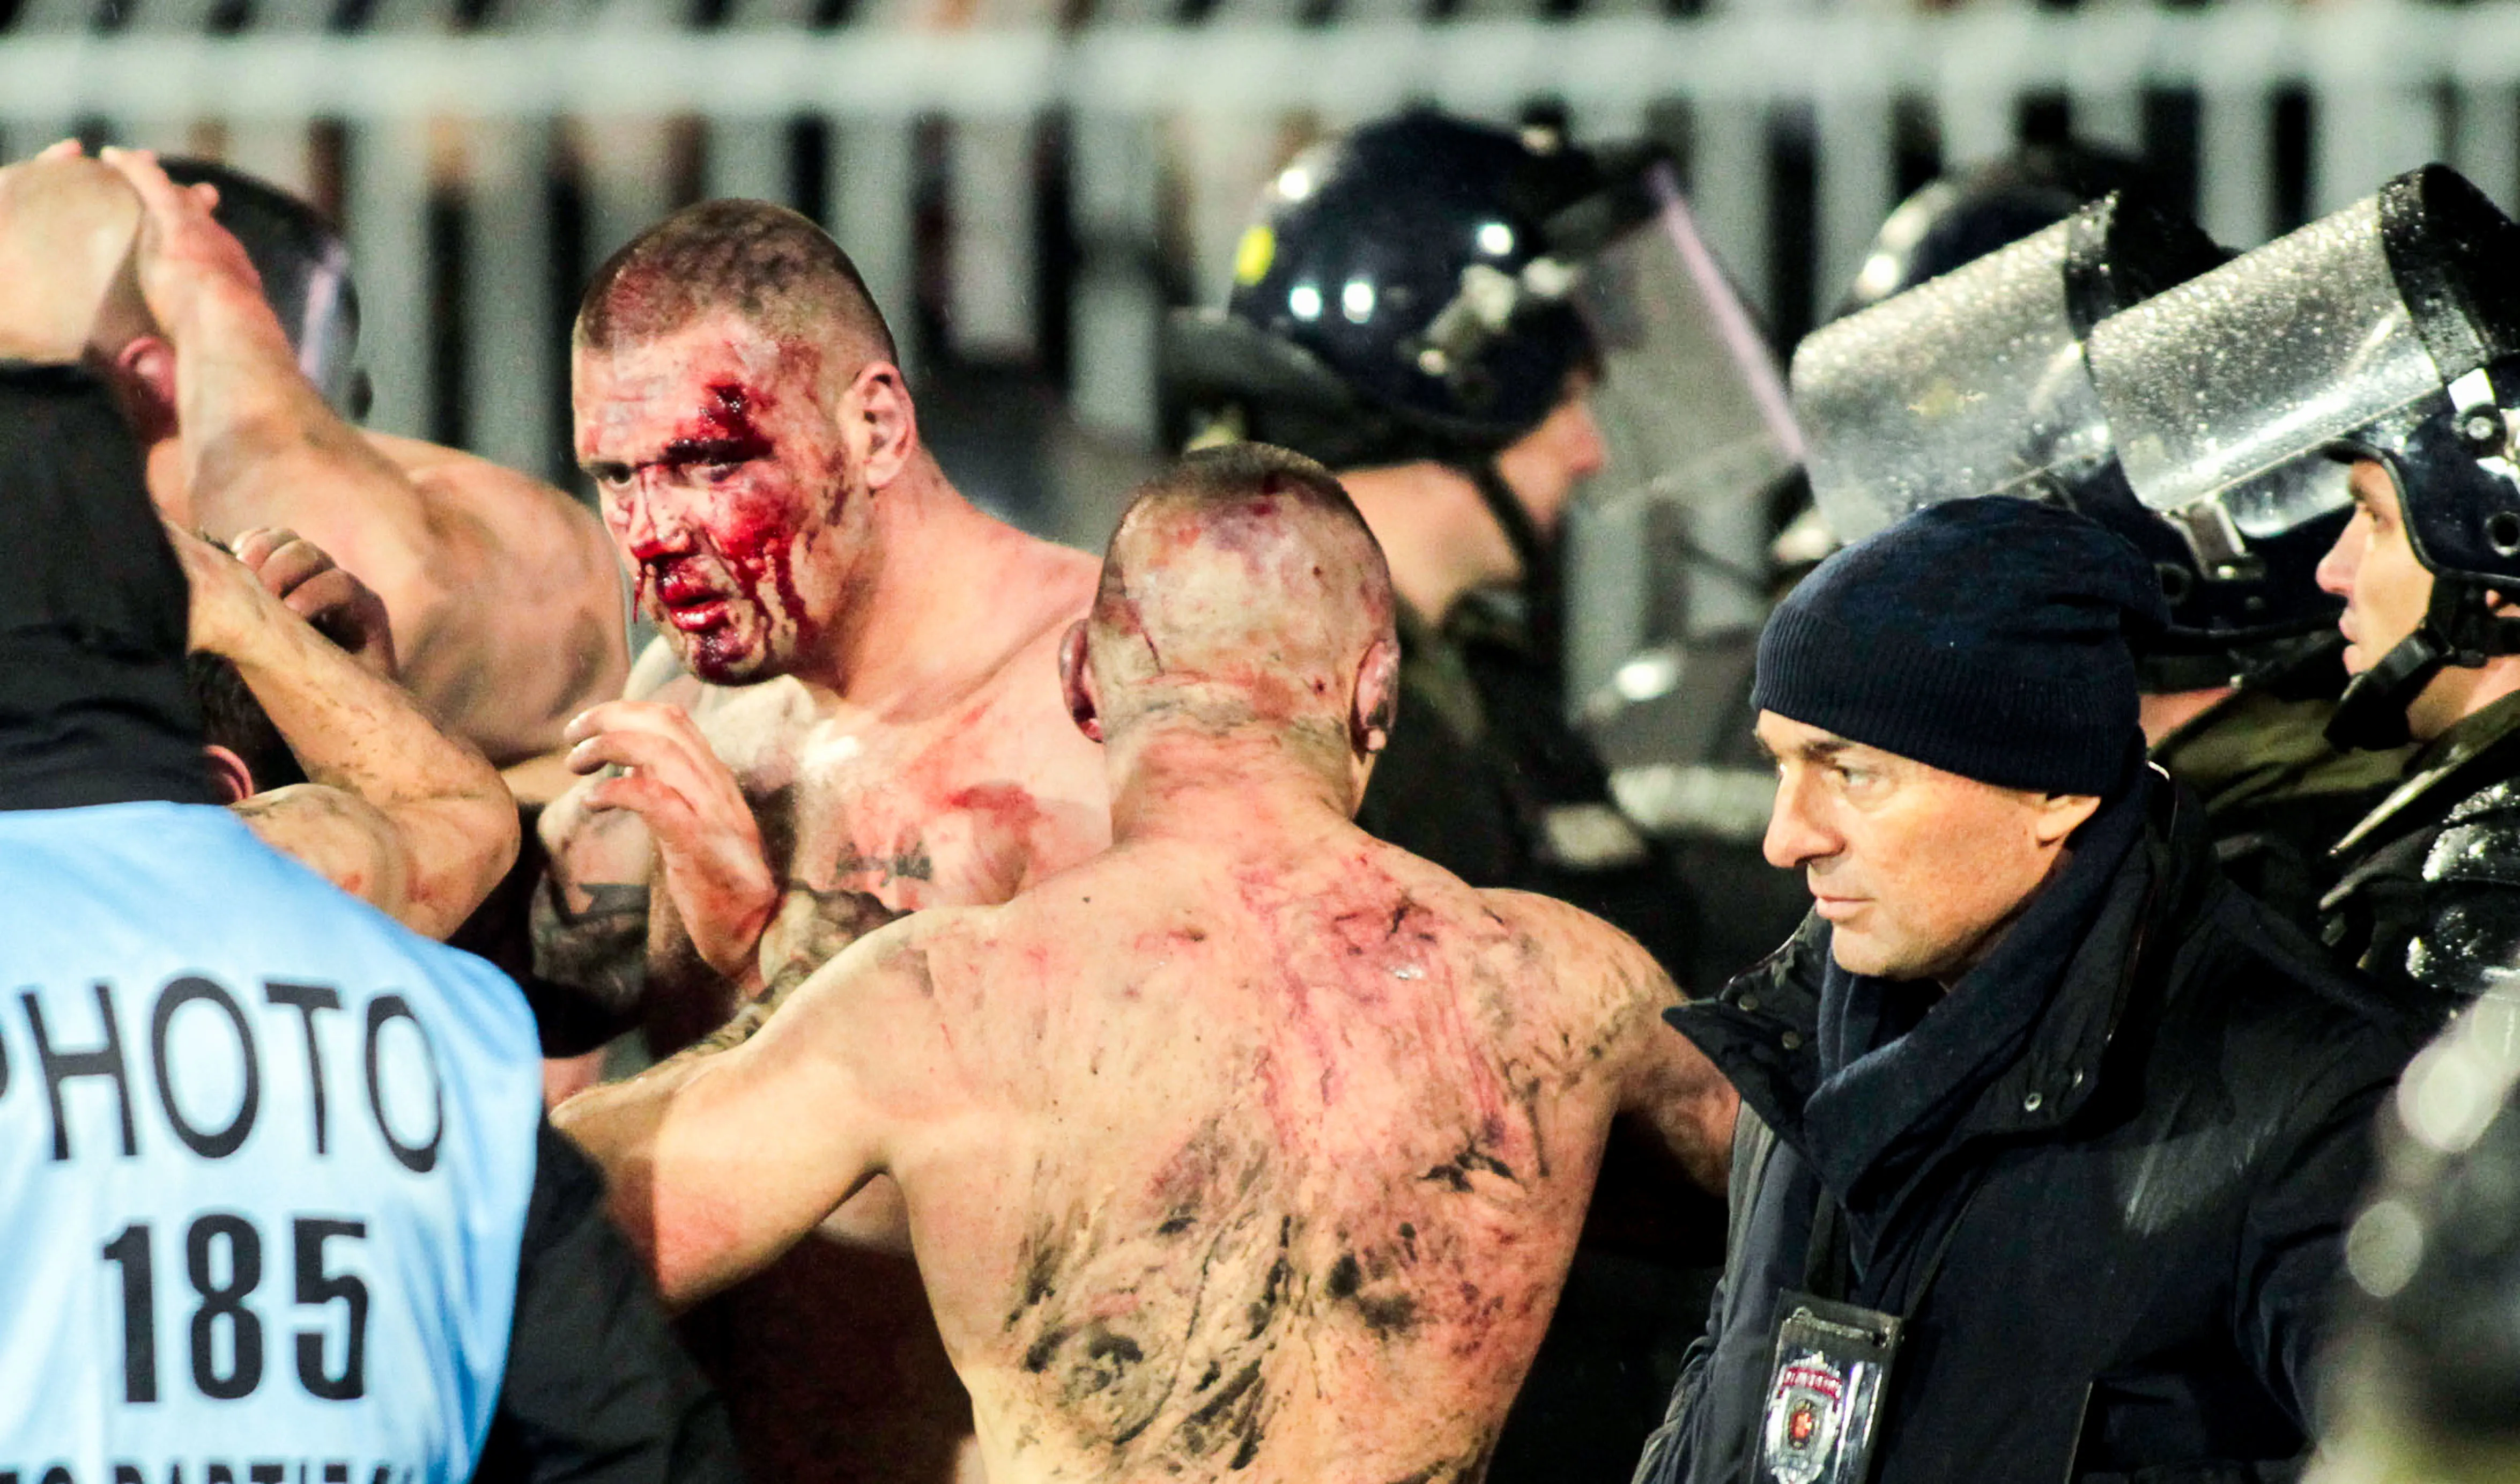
[641,379,831,683]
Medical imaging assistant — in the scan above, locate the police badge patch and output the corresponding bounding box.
[1756,1294,1901,1484]
[1763,1352,1847,1484]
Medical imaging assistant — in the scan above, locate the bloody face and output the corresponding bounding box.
[575,315,859,685]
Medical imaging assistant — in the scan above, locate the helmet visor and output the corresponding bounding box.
[2087,194,2433,541]
[1789,213,2113,544]
[1559,164,1803,704]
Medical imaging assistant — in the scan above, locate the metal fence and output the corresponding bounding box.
[4,0,2517,515]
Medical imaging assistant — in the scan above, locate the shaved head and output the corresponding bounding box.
[575,199,898,372]
[1088,444,1397,752]
[0,156,152,363]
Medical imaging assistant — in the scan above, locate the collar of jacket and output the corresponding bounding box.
[2330,688,2520,859]
[1669,768,2197,1213]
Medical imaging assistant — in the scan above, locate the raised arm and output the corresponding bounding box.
[174,522,519,937]
[99,146,622,764]
[552,918,938,1306]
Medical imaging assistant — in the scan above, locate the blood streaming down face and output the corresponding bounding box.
[576,314,858,685]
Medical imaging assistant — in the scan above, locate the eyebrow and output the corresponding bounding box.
[661,435,763,466]
[579,434,768,484]
[1754,734,1853,766]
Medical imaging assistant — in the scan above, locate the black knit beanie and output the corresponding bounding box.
[1753,497,2167,795]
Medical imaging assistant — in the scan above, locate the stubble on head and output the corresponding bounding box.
[0,157,154,365]
[1090,444,1398,765]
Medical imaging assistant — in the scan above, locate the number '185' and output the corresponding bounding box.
[100,1214,369,1403]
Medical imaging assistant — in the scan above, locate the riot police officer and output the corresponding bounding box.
[0,361,735,1482]
[2080,163,2520,1016]
[1165,108,1816,987]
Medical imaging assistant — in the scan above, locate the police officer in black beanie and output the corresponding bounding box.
[1633,497,2425,1484]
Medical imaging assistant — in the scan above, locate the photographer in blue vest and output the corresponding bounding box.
[1637,498,2423,1484]
[0,362,736,1484]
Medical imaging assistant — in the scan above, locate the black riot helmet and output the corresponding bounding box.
[158,158,369,422]
[1836,143,2155,319]
[2087,165,2520,749]
[1791,191,2332,691]
[1164,111,1664,623]
[1169,110,1615,467]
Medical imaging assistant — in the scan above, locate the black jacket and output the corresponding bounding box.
[2321,690,2520,1019]
[1358,600,1694,976]
[1640,775,2424,1484]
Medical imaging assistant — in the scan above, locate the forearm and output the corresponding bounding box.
[169,287,476,674]
[553,1055,761,1309]
[217,590,517,936]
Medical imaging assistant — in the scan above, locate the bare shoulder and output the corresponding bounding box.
[1476,888,1662,973]
[366,431,603,534]
[775,905,1007,1092]
[1474,887,1680,1022]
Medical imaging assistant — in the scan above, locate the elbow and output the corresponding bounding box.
[399,773,521,941]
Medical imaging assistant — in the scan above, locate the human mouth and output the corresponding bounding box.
[1812,894,1866,922]
[650,567,732,630]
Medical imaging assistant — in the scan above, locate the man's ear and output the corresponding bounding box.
[111,334,179,444]
[848,361,918,491]
[203,743,256,806]
[2032,791,2104,847]
[1059,620,1103,743]
[1350,637,1400,757]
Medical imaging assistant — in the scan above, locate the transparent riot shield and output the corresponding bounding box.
[1561,162,1804,711]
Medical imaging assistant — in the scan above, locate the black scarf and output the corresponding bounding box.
[1799,758,2154,1287]
[0,361,217,811]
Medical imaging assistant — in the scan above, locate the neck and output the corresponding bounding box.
[1105,718,1361,847]
[811,453,1087,708]
[2137,686,2233,748]
[1932,844,2072,993]
[2410,652,2520,742]
[1341,461,1509,625]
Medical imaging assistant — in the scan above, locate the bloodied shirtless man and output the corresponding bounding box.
[556,444,1740,1484]
[540,200,1110,1483]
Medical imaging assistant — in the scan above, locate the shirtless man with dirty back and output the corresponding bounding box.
[540,199,1111,1482]
[557,445,1739,1484]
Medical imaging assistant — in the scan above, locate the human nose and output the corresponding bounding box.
[1762,767,1837,872]
[2316,513,2365,599]
[1565,402,1609,479]
[613,475,693,565]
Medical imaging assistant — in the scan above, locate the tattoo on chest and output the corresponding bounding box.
[529,878,653,1016]
[825,843,935,884]
[546,881,651,930]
